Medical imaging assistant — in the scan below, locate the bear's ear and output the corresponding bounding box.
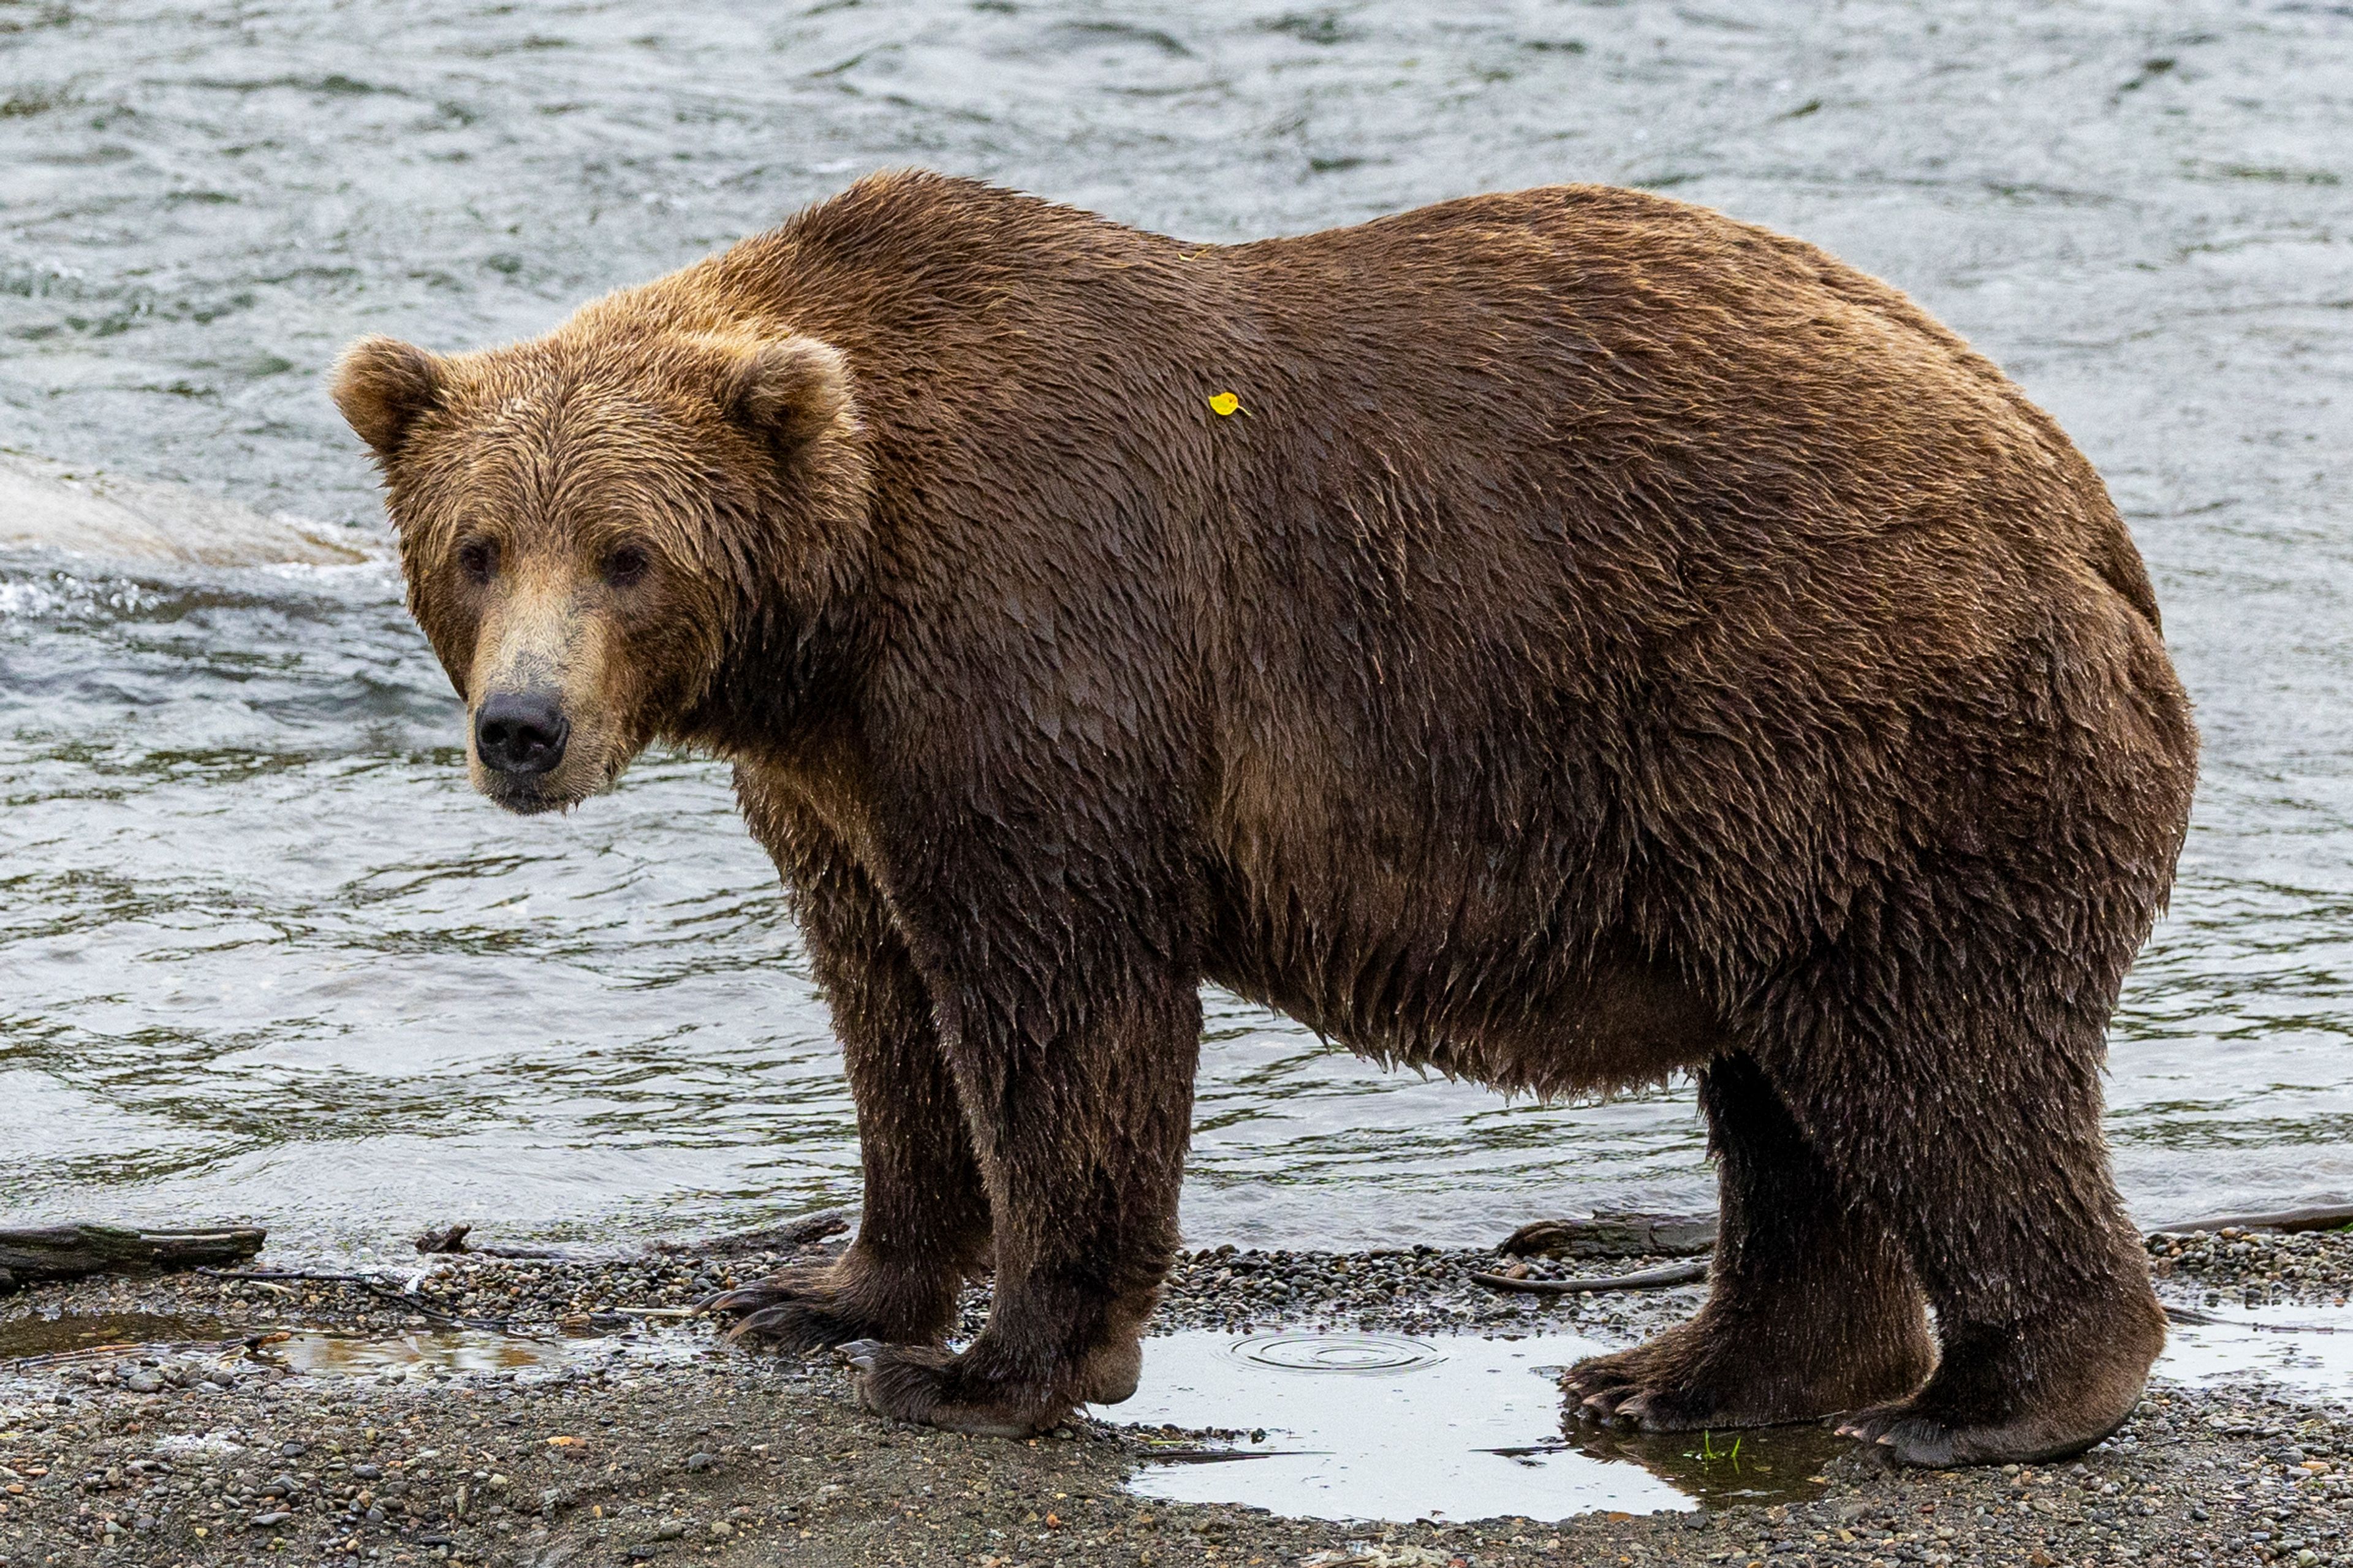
[330,336,448,459]
[719,337,855,451]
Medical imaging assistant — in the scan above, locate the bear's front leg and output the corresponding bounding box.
[846,961,1202,1436]
[713,778,994,1353]
[708,919,990,1349]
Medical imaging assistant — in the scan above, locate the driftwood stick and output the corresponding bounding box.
[1498,1212,1718,1260]
[204,1270,382,1286]
[0,1224,265,1294]
[202,1268,521,1333]
[414,1224,474,1254]
[414,1223,574,1260]
[1495,1197,2353,1268]
[646,1208,855,1258]
[1471,1260,1711,1295]
[411,1208,855,1265]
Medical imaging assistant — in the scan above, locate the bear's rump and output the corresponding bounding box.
[1192,526,2192,1098]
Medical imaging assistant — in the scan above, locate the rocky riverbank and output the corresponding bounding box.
[0,1226,2347,1567]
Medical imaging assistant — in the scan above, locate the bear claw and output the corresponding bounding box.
[1827,1396,2126,1468]
[1573,1389,1631,1422]
[1568,1381,1683,1431]
[850,1342,1064,1439]
[702,1272,871,1355]
[1830,1403,1973,1466]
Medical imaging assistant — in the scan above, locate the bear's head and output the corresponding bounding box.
[330,327,870,814]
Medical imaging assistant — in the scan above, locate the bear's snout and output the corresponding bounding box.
[474,689,570,779]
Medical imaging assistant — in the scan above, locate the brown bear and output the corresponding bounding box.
[331,170,2196,1466]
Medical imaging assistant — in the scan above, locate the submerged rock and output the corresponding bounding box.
[0,449,376,567]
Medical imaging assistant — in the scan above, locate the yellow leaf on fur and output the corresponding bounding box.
[1208,391,1243,417]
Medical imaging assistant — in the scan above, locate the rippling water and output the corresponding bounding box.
[3,0,2350,1258]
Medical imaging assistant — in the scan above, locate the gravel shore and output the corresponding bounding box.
[1,1225,2347,1567]
[2148,1227,2353,1308]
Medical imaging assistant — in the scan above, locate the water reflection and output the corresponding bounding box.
[0,1310,597,1377]
[1550,1423,1849,1512]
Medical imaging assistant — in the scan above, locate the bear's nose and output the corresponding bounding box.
[475,691,569,777]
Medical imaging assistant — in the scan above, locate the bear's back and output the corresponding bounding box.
[658,172,2153,643]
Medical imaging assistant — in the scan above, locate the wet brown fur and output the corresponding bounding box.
[333,172,2197,1463]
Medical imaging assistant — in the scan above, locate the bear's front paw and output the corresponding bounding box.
[843,1341,1071,1439]
[703,1267,879,1354]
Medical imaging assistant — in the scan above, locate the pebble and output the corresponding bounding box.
[2146,1227,2353,1304]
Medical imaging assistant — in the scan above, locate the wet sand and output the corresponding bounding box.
[3,1229,2349,1566]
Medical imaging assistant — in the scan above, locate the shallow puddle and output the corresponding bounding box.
[274,1328,579,1377]
[1103,1331,1843,1522]
[0,1311,245,1365]
[2157,1304,2353,1403]
[0,1309,594,1378]
[1109,1310,2353,1523]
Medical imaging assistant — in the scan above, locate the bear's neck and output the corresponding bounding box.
[675,591,873,768]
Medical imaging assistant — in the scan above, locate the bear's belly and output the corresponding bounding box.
[1201,869,1725,1100]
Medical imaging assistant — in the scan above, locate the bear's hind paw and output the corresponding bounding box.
[1563,1322,1928,1433]
[1832,1398,2126,1468]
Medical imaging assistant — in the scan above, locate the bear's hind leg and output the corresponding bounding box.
[711,803,991,1354]
[1767,998,2165,1468]
[1564,1052,1933,1430]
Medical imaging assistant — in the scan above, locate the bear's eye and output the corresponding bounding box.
[456,539,497,583]
[602,544,651,588]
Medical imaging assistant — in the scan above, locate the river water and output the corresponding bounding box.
[2,1,2349,1260]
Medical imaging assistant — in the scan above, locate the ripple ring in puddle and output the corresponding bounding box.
[1115,1330,1701,1521]
[1229,1334,1442,1376]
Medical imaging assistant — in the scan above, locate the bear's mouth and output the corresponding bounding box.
[471,749,631,816]
[479,775,576,816]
